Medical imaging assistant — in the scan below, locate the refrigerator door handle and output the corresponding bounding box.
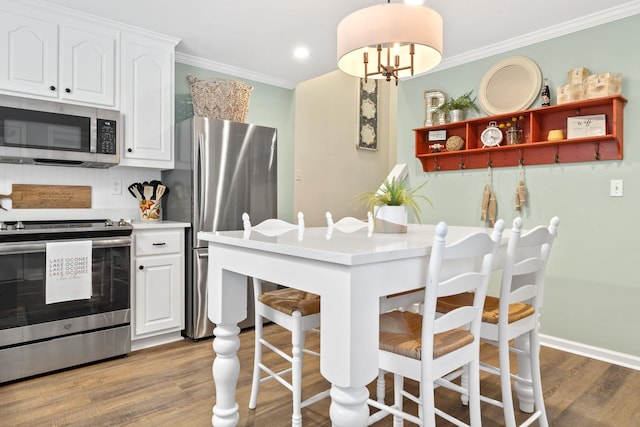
[195,131,207,234]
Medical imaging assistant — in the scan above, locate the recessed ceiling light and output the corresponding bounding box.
[293,47,310,60]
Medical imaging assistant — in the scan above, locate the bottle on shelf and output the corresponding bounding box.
[541,78,551,107]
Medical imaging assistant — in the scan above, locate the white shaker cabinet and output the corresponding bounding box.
[131,224,187,350]
[58,25,117,106]
[119,33,178,169]
[0,5,117,107]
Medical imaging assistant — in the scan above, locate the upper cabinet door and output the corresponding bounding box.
[0,6,117,108]
[59,25,117,107]
[0,11,58,98]
[120,34,175,169]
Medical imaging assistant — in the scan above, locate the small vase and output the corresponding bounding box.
[449,109,465,123]
[506,128,523,145]
[374,206,408,233]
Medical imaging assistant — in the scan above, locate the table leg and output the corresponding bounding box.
[211,323,241,427]
[329,385,370,427]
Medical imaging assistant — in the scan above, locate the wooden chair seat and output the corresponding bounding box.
[379,310,473,359]
[258,288,320,316]
[436,293,535,324]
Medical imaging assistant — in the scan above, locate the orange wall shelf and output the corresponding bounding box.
[414,95,626,172]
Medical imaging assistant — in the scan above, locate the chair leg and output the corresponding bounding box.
[468,358,482,427]
[376,370,386,403]
[393,374,404,427]
[499,333,517,427]
[529,330,549,427]
[291,311,304,427]
[249,311,263,410]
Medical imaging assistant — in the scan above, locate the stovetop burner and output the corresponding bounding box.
[0,219,132,242]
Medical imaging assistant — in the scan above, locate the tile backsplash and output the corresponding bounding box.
[0,163,162,222]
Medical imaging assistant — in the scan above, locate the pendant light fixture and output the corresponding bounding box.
[337,1,443,85]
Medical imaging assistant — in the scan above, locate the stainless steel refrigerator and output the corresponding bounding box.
[162,116,278,340]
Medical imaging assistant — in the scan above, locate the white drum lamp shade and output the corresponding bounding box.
[337,3,443,81]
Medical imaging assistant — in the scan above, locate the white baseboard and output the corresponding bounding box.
[540,334,640,371]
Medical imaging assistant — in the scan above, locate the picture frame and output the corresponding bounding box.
[358,78,378,150]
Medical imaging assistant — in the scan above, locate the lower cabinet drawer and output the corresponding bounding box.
[135,230,182,256]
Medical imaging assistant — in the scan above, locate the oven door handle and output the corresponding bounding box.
[0,236,131,255]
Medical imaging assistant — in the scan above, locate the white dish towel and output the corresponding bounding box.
[46,240,92,304]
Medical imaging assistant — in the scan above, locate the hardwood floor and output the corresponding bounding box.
[2,324,639,426]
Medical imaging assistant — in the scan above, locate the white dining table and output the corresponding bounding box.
[198,223,532,426]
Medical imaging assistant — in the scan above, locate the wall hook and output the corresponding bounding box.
[459,154,465,170]
[554,145,560,163]
[434,156,440,171]
[518,149,524,166]
[593,142,601,160]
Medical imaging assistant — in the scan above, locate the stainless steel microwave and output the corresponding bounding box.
[0,94,120,168]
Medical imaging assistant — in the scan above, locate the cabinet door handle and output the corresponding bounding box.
[65,88,71,93]
[127,148,133,153]
[138,265,144,270]
[152,242,166,246]
[49,85,56,91]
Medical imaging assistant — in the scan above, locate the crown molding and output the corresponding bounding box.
[414,0,640,76]
[175,52,296,90]
[180,1,640,88]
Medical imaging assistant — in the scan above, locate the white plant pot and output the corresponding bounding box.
[374,205,408,233]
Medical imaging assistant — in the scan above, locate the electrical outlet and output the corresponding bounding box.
[610,179,623,197]
[111,179,122,195]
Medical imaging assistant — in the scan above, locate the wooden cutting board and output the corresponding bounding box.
[0,184,91,209]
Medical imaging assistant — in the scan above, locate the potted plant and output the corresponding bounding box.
[355,177,432,233]
[436,90,481,122]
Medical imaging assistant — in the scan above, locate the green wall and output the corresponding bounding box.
[174,62,296,221]
[397,15,640,356]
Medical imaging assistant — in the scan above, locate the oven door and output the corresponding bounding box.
[0,236,130,347]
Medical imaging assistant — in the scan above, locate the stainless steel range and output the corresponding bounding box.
[0,219,132,383]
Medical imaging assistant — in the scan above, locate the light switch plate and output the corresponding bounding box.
[111,179,122,195]
[610,179,623,197]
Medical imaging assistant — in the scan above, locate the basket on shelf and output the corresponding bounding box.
[186,74,253,122]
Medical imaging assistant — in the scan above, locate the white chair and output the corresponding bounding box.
[325,211,372,236]
[436,216,559,427]
[367,220,505,427]
[244,212,330,427]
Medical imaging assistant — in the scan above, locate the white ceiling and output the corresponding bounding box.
[39,0,640,89]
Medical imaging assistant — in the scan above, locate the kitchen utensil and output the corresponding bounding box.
[143,185,153,201]
[128,184,143,200]
[135,183,145,198]
[155,185,166,200]
[149,180,162,199]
